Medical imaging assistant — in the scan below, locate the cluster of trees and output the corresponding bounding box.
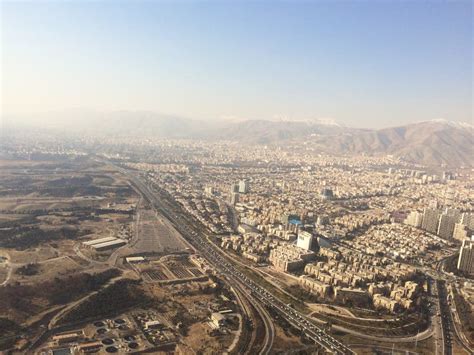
[44,175,93,187]
[40,185,130,199]
[0,226,87,250]
[0,318,22,350]
[38,185,103,198]
[286,284,323,304]
[0,318,21,335]
[0,175,100,198]
[170,305,196,336]
[0,215,38,228]
[60,279,148,325]
[15,263,40,276]
[0,269,121,314]
[48,269,122,305]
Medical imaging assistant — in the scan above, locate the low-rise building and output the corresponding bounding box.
[77,341,103,353]
[299,275,331,297]
[52,331,84,345]
[373,294,400,312]
[269,245,315,272]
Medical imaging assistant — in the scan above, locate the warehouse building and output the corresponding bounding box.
[91,239,126,251]
[82,236,116,247]
[82,237,127,251]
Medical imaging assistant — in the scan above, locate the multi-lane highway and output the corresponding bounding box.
[437,280,453,355]
[434,257,474,354]
[117,165,355,355]
[112,165,274,354]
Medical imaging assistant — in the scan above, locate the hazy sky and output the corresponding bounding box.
[1,0,472,128]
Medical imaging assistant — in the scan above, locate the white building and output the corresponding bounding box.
[297,231,313,251]
[238,180,249,194]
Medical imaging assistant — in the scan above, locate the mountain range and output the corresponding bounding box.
[4,111,473,167]
[215,118,473,167]
[308,120,473,167]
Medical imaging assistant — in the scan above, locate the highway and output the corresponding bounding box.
[231,285,268,354]
[109,164,274,354]
[117,165,355,355]
[437,280,453,355]
[434,257,473,354]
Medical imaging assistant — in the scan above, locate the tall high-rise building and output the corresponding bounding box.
[457,240,474,274]
[238,180,249,194]
[297,231,314,251]
[437,214,456,240]
[421,208,441,234]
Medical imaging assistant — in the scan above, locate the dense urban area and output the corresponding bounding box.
[0,132,473,355]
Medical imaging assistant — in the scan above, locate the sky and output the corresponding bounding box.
[1,0,472,128]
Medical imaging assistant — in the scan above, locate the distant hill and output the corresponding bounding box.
[212,119,354,144]
[306,120,473,167]
[4,110,473,167]
[208,118,473,167]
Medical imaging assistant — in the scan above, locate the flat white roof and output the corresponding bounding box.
[82,236,117,246]
[91,239,126,249]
